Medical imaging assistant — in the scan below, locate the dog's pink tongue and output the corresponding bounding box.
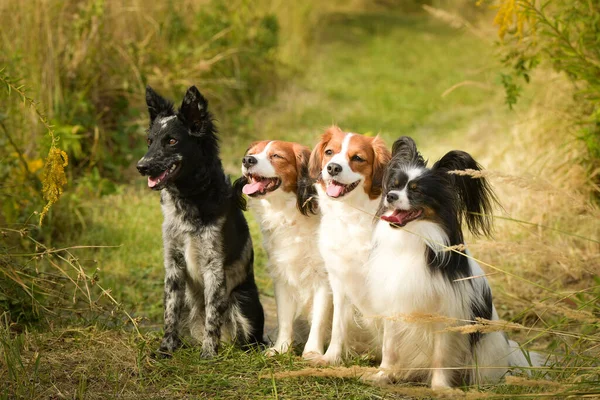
[243,180,266,195]
[381,210,407,224]
[148,170,168,188]
[326,183,345,198]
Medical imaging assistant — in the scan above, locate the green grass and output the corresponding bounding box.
[2,7,598,400]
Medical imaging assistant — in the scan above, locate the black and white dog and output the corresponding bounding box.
[137,86,265,358]
[362,137,538,387]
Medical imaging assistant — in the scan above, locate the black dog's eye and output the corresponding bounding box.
[351,155,364,162]
[168,138,178,146]
[146,138,152,147]
[324,149,333,156]
[409,182,418,190]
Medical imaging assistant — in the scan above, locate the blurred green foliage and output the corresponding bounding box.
[0,0,280,230]
[491,0,600,171]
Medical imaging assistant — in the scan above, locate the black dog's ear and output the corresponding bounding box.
[146,86,173,124]
[180,86,211,136]
[391,136,426,167]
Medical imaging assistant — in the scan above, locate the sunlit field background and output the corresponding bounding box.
[1,0,599,398]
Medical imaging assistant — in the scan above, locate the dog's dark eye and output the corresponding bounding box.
[351,155,364,162]
[168,138,178,146]
[271,153,282,159]
[146,138,152,147]
[324,149,333,156]
[409,182,418,190]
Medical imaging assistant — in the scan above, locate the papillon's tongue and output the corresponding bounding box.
[243,180,266,195]
[148,170,168,188]
[381,209,421,226]
[326,183,345,198]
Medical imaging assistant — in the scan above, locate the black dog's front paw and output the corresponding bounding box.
[152,347,174,359]
[201,338,218,359]
[152,334,182,359]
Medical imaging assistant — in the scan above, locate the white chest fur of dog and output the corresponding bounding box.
[249,190,331,356]
[315,186,382,364]
[364,220,516,387]
[307,127,391,365]
[241,139,332,358]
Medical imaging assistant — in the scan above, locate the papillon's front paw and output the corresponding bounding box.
[431,374,452,390]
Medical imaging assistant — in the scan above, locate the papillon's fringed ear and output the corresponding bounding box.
[146,86,174,124]
[231,175,249,211]
[369,136,391,199]
[433,150,499,237]
[296,148,318,216]
[391,136,426,167]
[180,86,212,136]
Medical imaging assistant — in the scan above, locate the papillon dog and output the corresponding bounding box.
[363,136,538,387]
[239,140,332,359]
[308,126,391,365]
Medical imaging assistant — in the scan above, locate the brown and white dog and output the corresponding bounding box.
[308,126,391,365]
[239,140,332,358]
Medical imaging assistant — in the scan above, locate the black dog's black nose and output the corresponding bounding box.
[327,163,342,176]
[243,156,257,168]
[386,192,399,204]
[137,159,150,175]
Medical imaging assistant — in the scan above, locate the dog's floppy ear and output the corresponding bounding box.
[180,86,211,136]
[391,136,426,167]
[146,86,173,124]
[308,126,337,180]
[369,136,391,199]
[295,146,318,216]
[432,150,498,237]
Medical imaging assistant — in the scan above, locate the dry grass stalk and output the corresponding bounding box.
[444,318,526,335]
[532,301,598,324]
[264,366,376,380]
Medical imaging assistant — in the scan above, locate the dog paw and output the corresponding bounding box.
[360,370,392,386]
[265,342,291,357]
[431,376,452,390]
[151,347,174,360]
[200,348,217,359]
[301,351,323,362]
[309,351,342,366]
[200,339,218,359]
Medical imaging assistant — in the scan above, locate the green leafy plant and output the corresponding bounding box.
[489,0,600,169]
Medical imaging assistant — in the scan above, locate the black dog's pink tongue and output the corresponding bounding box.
[148,170,168,188]
[243,180,266,195]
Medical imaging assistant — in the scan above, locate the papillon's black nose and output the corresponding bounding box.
[327,163,342,176]
[386,192,399,204]
[137,159,150,175]
[243,156,257,168]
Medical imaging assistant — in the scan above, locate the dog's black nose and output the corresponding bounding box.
[386,192,399,204]
[137,159,150,175]
[327,163,342,176]
[242,156,257,168]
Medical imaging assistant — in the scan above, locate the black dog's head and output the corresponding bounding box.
[136,85,218,191]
